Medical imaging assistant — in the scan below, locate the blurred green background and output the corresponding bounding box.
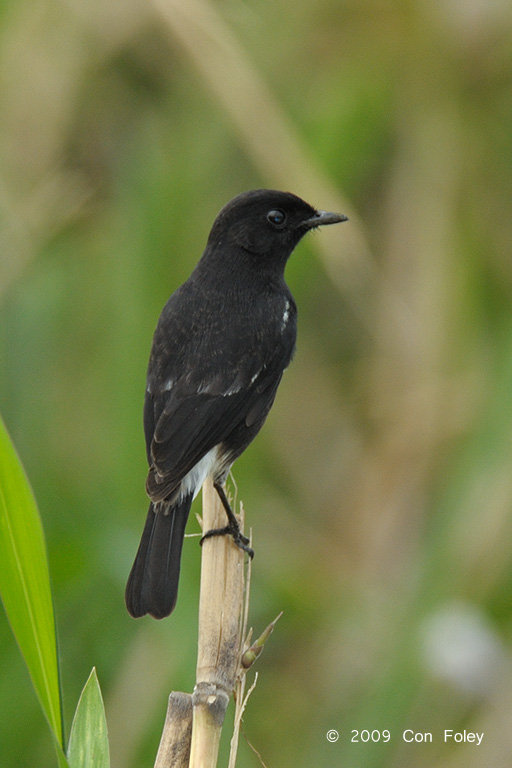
[1,0,512,765]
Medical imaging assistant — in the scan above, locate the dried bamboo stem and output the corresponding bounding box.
[154,692,193,768]
[188,478,246,768]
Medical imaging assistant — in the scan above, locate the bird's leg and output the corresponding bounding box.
[200,481,254,558]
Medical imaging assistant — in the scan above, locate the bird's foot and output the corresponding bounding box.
[200,523,254,558]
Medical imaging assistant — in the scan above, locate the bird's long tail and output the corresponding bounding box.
[125,496,192,619]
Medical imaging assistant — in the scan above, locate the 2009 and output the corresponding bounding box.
[352,730,391,743]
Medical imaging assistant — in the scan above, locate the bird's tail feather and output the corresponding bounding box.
[125,497,192,619]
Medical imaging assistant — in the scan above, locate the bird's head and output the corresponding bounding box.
[205,189,347,268]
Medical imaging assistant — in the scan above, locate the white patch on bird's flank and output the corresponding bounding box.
[196,379,241,396]
[163,378,174,391]
[225,381,243,395]
[178,445,220,501]
[280,299,290,332]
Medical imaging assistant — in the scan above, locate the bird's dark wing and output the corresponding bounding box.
[143,287,296,501]
[145,355,287,501]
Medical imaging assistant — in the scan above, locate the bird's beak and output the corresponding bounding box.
[303,210,349,229]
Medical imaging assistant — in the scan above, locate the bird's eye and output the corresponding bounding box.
[266,209,287,228]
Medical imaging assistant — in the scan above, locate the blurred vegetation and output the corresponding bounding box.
[1,0,512,765]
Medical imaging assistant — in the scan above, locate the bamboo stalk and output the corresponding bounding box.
[152,479,280,767]
[154,692,193,768]
[188,478,246,768]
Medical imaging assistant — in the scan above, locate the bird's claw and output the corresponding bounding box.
[200,524,254,558]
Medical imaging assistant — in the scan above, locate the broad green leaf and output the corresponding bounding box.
[67,668,110,768]
[0,415,64,748]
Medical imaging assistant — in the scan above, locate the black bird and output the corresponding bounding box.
[125,189,347,618]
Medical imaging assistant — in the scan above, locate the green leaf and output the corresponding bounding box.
[67,668,110,768]
[0,414,64,749]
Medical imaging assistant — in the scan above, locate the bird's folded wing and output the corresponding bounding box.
[145,360,284,496]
